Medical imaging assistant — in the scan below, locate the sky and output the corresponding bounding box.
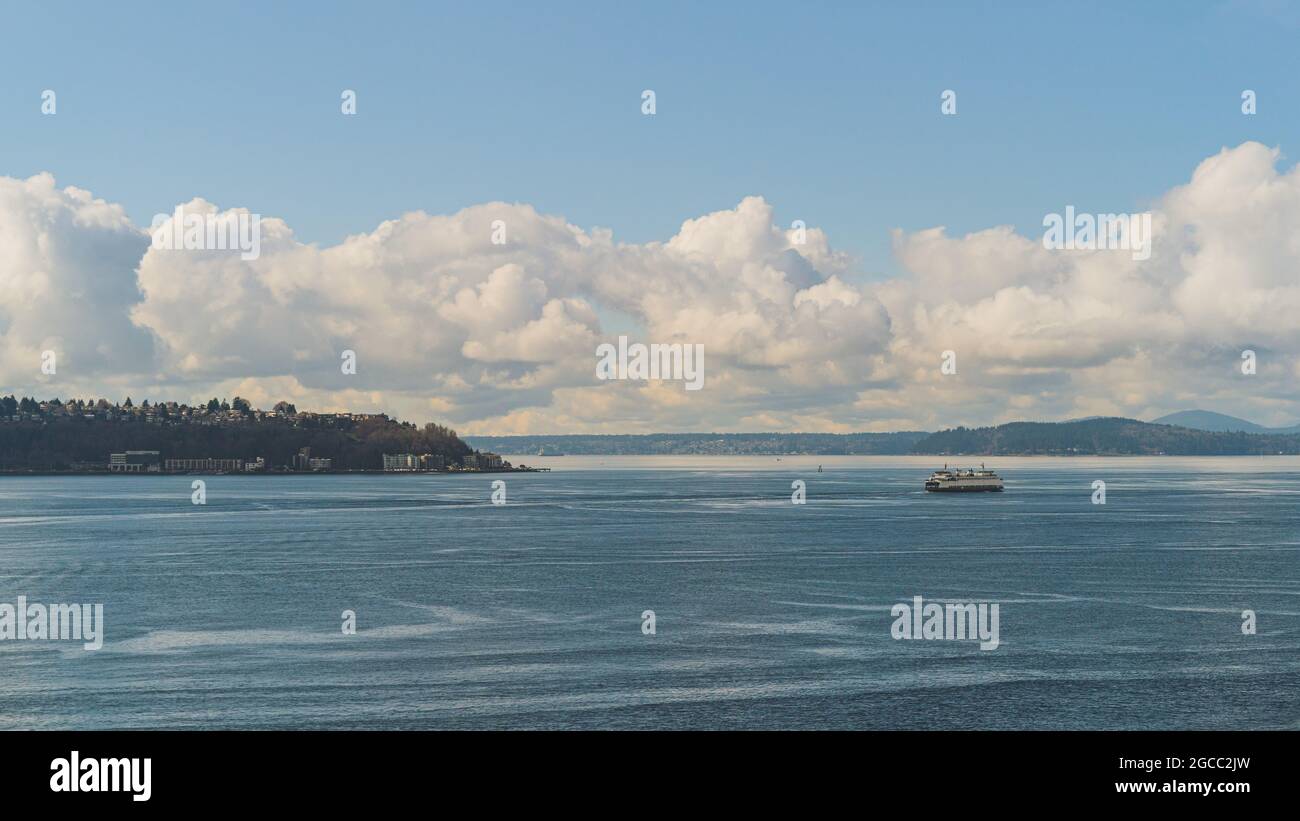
[2,1,1300,433]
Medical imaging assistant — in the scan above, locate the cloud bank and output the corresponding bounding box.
[2,141,1298,432]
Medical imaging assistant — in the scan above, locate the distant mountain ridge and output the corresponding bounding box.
[913,417,1300,455]
[1150,409,1300,435]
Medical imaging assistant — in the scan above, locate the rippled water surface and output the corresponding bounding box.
[2,456,1298,729]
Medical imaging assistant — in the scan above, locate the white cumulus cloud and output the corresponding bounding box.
[0,141,1298,431]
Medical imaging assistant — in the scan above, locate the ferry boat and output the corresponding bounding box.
[925,464,1004,492]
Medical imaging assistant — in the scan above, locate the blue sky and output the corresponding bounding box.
[3,0,1296,278]
[4,1,1300,432]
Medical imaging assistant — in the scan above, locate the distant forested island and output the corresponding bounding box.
[0,396,510,472]
[913,417,1300,455]
[468,418,1300,456]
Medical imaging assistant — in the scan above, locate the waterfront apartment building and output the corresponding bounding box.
[291,447,331,471]
[108,451,161,472]
[383,453,419,471]
[164,458,244,472]
[461,452,505,470]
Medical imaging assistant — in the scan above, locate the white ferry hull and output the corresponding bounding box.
[924,479,1003,492]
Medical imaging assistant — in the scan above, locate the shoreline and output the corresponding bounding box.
[1,452,1295,477]
[0,468,548,477]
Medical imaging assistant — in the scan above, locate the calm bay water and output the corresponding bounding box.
[2,456,1298,729]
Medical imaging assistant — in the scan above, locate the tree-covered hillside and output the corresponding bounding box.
[0,401,471,471]
[911,418,1300,455]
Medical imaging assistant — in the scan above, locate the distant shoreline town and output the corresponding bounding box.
[99,447,540,475]
[0,397,542,474]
